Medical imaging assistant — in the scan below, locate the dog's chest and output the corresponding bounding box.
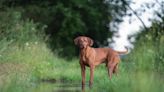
[80,51,88,62]
[80,49,95,63]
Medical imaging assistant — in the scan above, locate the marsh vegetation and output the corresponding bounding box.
[0,0,164,92]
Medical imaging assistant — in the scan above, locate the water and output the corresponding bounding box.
[32,79,84,92]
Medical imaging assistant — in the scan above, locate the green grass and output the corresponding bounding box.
[0,5,164,92]
[0,41,164,92]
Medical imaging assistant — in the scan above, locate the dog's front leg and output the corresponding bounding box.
[89,65,95,88]
[80,63,86,90]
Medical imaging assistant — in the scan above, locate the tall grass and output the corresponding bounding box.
[1,40,164,92]
[0,9,164,92]
[0,9,50,92]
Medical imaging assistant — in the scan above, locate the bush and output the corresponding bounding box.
[0,9,46,45]
[126,21,164,71]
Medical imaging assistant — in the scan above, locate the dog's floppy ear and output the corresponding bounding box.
[87,37,93,46]
[74,37,80,45]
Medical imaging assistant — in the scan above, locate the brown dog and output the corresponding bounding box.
[74,36,128,88]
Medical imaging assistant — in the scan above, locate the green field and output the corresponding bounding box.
[0,1,163,91]
[0,41,163,92]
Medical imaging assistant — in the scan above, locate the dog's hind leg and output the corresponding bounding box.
[113,63,118,74]
[107,62,115,79]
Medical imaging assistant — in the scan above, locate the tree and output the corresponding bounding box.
[126,0,164,71]
[0,0,131,58]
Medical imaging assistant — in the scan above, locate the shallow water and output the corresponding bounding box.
[32,80,84,92]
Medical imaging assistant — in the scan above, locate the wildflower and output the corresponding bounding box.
[25,42,29,46]
[32,27,35,31]
[35,42,38,45]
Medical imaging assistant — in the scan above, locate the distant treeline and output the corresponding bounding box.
[0,0,130,58]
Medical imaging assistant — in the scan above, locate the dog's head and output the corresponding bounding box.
[74,36,93,49]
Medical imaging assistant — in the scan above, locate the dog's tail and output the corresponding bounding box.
[116,47,128,54]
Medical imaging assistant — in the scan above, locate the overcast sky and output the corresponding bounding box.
[111,0,160,51]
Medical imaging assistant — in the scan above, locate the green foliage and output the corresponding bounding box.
[0,9,46,44]
[41,0,114,58]
[0,73,32,92]
[1,1,163,92]
[0,41,59,91]
[126,18,164,71]
[1,41,164,92]
[0,0,130,58]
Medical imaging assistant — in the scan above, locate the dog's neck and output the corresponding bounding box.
[80,46,92,56]
[80,46,91,52]
[80,46,92,61]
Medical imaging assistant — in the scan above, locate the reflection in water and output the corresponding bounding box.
[32,80,88,92]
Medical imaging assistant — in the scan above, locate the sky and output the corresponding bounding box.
[111,0,160,51]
